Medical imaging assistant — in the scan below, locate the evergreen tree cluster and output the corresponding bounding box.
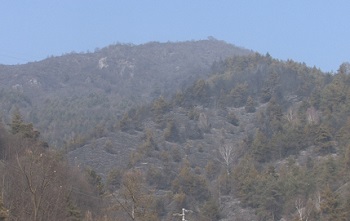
[2,49,350,220]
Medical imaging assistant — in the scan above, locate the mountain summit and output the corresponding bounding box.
[0,39,251,145]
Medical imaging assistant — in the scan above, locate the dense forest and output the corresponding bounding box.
[0,39,251,147]
[108,54,350,220]
[1,41,350,220]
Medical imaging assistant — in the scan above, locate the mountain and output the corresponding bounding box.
[1,39,350,220]
[68,52,350,220]
[0,39,251,146]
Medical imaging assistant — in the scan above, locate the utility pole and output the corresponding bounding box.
[173,208,193,221]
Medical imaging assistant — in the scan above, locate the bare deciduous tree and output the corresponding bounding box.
[112,170,158,221]
[295,198,310,221]
[1,143,98,221]
[10,147,67,221]
[306,107,319,125]
[286,107,299,126]
[0,122,101,221]
[219,144,235,175]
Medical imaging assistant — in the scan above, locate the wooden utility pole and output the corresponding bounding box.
[173,208,193,221]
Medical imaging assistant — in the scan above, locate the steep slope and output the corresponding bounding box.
[70,53,327,172]
[69,54,350,220]
[0,39,251,145]
[3,39,350,220]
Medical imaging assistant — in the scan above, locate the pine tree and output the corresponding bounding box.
[66,198,82,221]
[9,109,24,135]
[320,186,338,220]
[9,110,39,139]
[227,111,239,126]
[315,124,334,154]
[252,129,271,163]
[164,120,180,142]
[245,96,256,113]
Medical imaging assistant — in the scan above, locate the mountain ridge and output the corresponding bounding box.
[0,39,252,146]
[1,40,350,220]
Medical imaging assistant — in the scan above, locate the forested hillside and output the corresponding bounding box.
[0,39,251,147]
[70,53,350,220]
[1,41,350,220]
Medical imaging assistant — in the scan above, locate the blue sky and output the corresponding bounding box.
[1,1,349,72]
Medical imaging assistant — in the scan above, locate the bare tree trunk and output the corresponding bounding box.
[219,144,235,175]
[295,198,310,221]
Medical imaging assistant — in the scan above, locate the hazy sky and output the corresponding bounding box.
[1,1,349,72]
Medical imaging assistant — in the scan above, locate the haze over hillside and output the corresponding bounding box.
[1,39,350,220]
[0,39,251,146]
